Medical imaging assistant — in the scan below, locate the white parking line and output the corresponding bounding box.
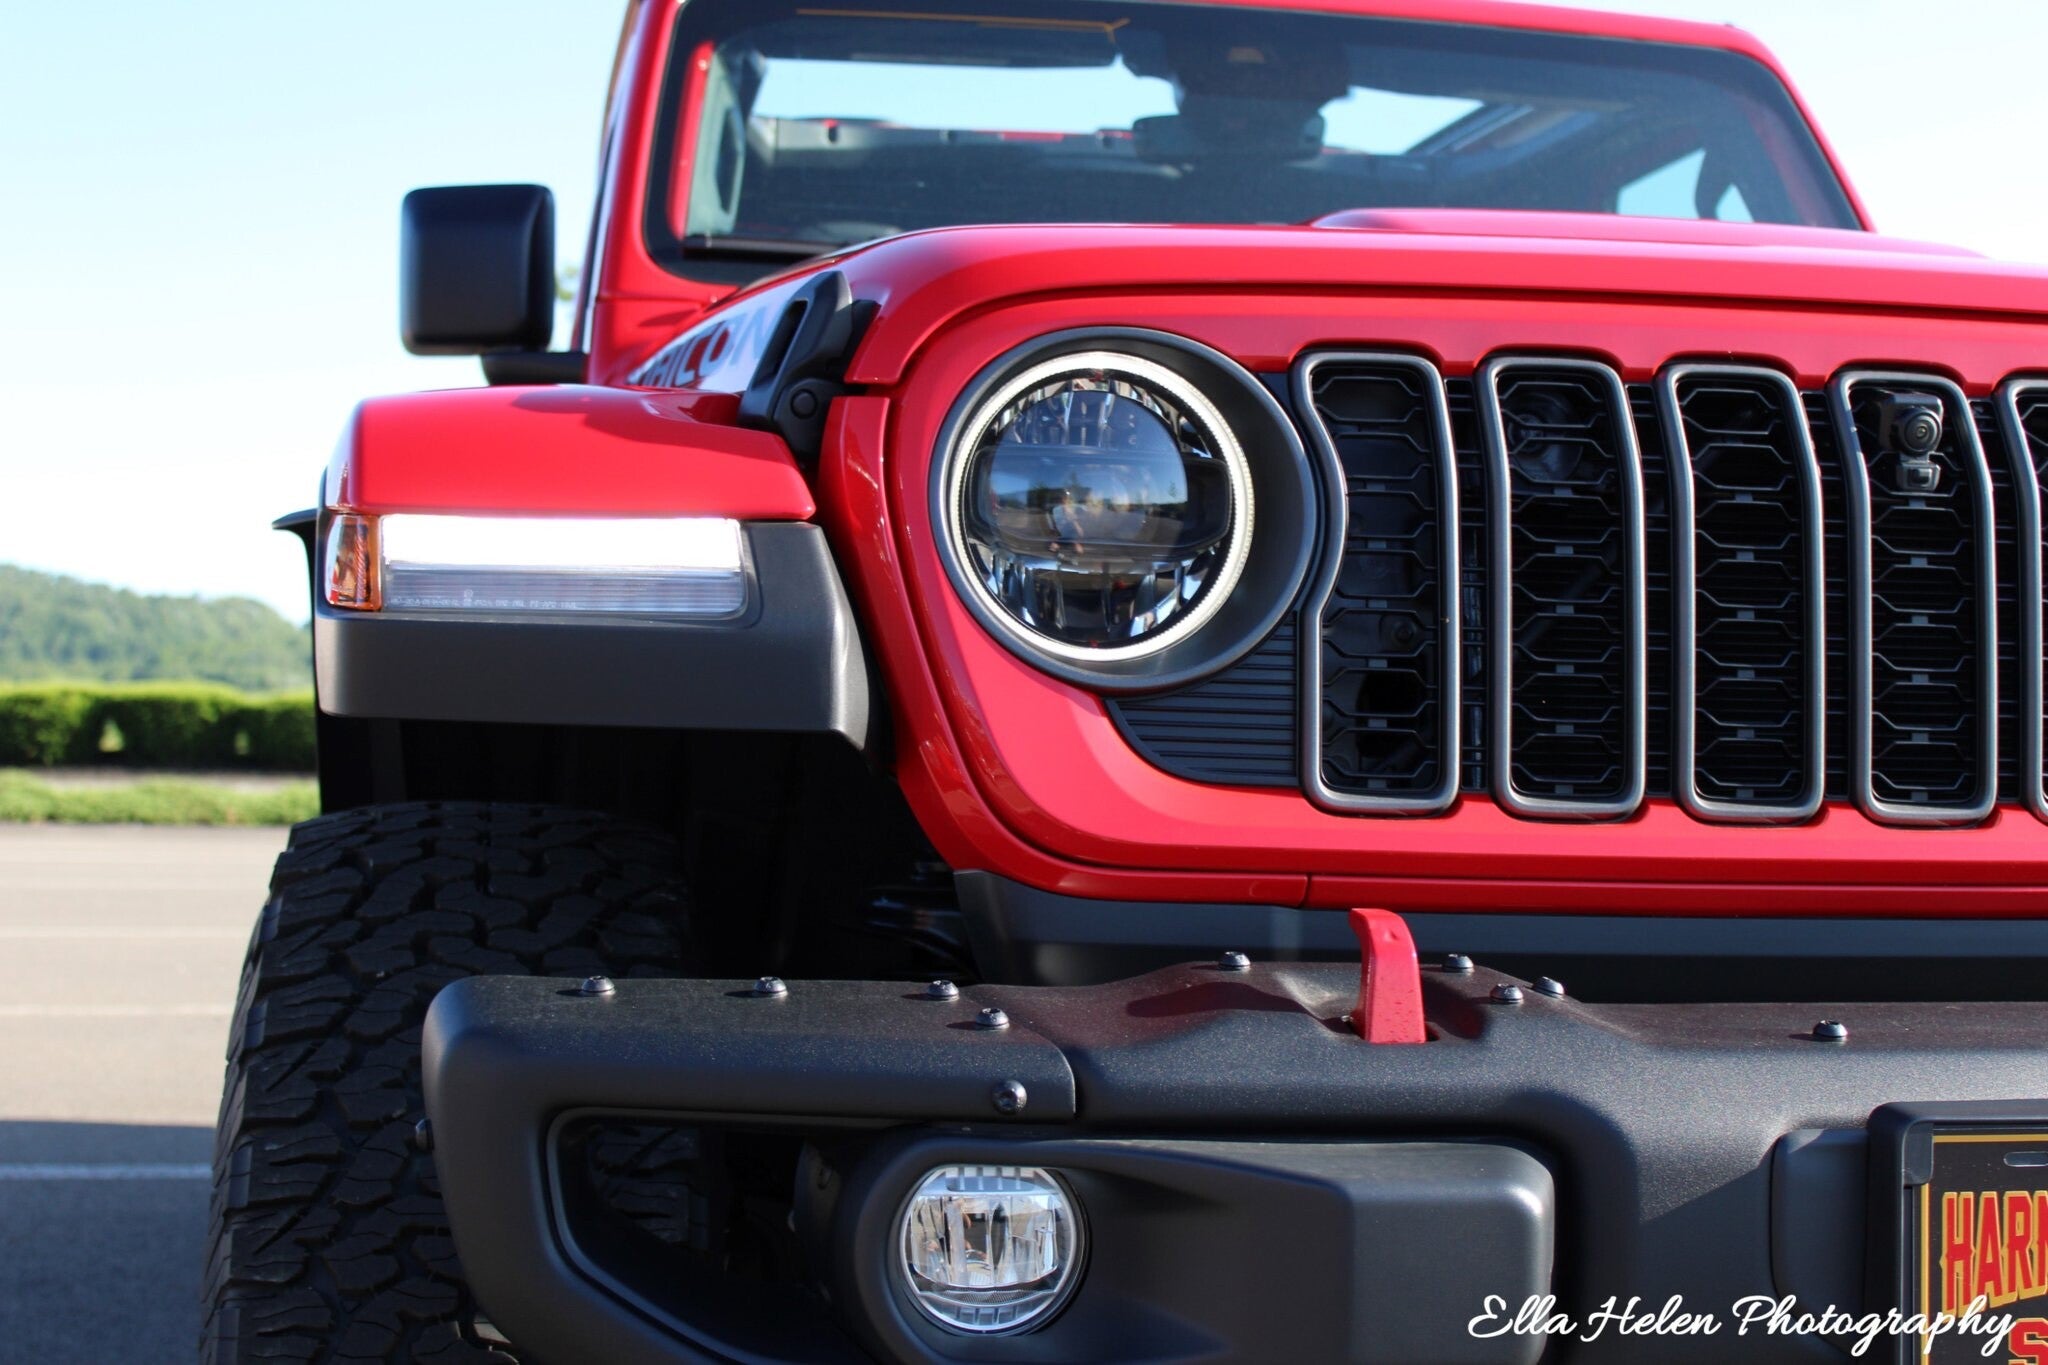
[0,1164,211,1181]
[0,1005,231,1018]
[0,928,244,939]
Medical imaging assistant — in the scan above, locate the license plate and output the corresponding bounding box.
[1872,1103,2048,1364]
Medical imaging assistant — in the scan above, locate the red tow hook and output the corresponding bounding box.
[1348,908,1426,1043]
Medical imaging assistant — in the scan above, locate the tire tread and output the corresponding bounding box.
[202,801,693,1364]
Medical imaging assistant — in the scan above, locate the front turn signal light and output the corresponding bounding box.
[321,513,748,618]
[323,513,382,611]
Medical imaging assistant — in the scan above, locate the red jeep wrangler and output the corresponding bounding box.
[206,1,2048,1361]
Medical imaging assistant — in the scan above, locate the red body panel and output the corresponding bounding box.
[352,0,2048,916]
[327,386,813,519]
[1307,209,1973,254]
[833,225,2048,389]
[816,288,2048,914]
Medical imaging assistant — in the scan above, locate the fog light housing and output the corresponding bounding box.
[896,1165,1084,1334]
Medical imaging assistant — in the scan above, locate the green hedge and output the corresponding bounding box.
[0,770,319,825]
[0,683,315,771]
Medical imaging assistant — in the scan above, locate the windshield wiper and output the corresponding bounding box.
[680,234,849,261]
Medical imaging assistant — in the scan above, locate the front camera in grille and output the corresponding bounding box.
[1829,371,1998,825]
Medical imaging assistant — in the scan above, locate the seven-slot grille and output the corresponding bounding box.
[1110,353,2047,826]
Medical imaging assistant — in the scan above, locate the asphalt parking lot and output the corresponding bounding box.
[0,825,284,1363]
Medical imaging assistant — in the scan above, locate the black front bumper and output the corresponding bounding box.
[422,961,2048,1364]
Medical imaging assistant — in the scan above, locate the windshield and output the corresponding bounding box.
[646,0,1858,275]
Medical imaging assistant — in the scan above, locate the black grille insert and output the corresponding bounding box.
[1661,367,1825,820]
[1480,358,1647,817]
[1997,380,2048,821]
[1298,355,1460,812]
[1831,372,1998,823]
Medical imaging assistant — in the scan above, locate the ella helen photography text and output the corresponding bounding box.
[1468,1293,2042,1358]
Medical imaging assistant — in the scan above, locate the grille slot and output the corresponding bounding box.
[1830,372,1998,824]
[1479,358,1647,818]
[1296,354,1460,812]
[1997,380,2048,821]
[1660,366,1825,821]
[1447,378,1490,794]
[1975,397,2024,807]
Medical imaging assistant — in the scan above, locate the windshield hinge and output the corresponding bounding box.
[738,270,876,463]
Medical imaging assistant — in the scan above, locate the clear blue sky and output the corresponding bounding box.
[3,0,2044,622]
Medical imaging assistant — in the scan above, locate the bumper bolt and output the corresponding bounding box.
[991,1080,1027,1116]
[751,975,789,998]
[1490,983,1525,1005]
[1533,976,1567,999]
[411,1118,434,1153]
[1443,953,1474,974]
[925,979,960,1001]
[1218,950,1251,972]
[975,1006,1010,1031]
[577,974,616,997]
[1812,1019,1849,1043]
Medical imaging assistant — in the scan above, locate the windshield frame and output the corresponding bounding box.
[639,0,1864,287]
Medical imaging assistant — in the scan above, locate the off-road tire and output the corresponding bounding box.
[202,802,697,1363]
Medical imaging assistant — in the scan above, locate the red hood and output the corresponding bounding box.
[796,216,2048,386]
[1307,208,1977,256]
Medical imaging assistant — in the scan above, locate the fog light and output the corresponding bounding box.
[897,1165,1084,1334]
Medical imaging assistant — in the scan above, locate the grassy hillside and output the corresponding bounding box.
[0,564,309,692]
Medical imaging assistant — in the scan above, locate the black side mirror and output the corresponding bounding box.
[400,185,555,355]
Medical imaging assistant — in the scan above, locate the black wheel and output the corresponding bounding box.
[202,802,698,1363]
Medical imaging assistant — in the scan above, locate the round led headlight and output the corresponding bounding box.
[933,329,1321,692]
[944,352,1254,663]
[896,1165,1084,1334]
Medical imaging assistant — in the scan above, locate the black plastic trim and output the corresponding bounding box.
[424,964,2048,1365]
[956,871,2048,999]
[1106,616,1302,787]
[423,974,1076,1365]
[737,270,872,461]
[313,521,870,747]
[400,184,556,355]
[482,350,590,386]
[826,1132,1552,1365]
